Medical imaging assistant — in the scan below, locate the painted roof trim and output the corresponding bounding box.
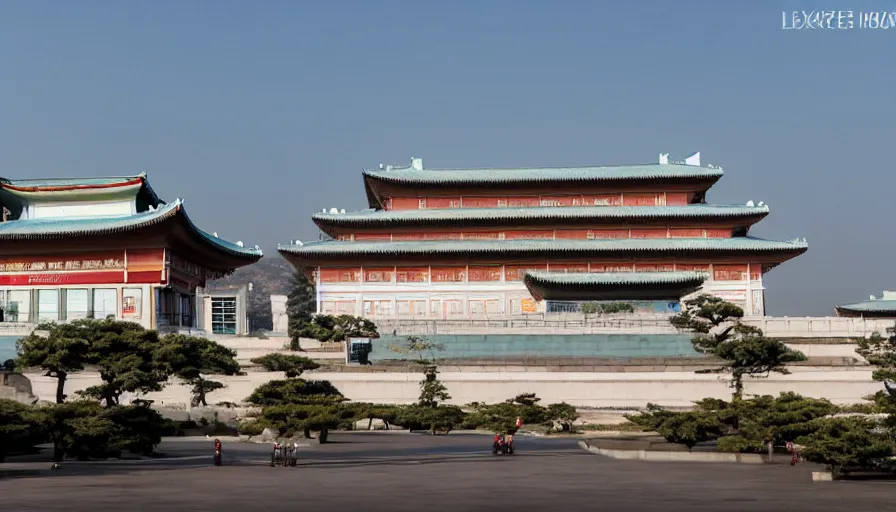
[278,236,808,257]
[523,271,709,286]
[0,199,262,259]
[312,204,769,233]
[834,300,896,313]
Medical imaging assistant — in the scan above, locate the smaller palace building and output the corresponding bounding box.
[835,291,896,319]
[0,173,262,331]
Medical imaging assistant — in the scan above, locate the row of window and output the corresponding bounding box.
[0,288,142,323]
[386,192,691,210]
[343,228,734,242]
[321,297,536,318]
[319,264,763,284]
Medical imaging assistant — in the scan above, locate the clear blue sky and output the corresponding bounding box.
[1,1,893,316]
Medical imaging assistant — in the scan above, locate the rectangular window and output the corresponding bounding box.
[504,265,548,281]
[396,300,427,317]
[750,265,762,281]
[37,289,59,321]
[66,289,89,320]
[713,265,748,281]
[396,267,429,283]
[211,297,237,334]
[5,290,30,322]
[363,300,393,317]
[321,300,356,315]
[122,288,143,319]
[431,267,465,282]
[363,268,395,283]
[665,193,689,206]
[93,288,118,320]
[704,229,732,238]
[468,266,502,282]
[669,229,704,238]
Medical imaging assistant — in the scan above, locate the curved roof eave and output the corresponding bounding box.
[277,238,807,270]
[311,204,771,235]
[0,200,262,260]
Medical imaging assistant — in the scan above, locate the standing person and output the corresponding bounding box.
[292,441,299,466]
[214,438,222,466]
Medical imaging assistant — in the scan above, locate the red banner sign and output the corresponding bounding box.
[0,252,124,273]
[0,271,126,286]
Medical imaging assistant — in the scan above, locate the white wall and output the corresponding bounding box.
[21,367,883,408]
[27,199,135,219]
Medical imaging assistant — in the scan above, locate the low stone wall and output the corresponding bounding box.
[376,315,895,339]
[21,366,882,410]
[578,440,764,464]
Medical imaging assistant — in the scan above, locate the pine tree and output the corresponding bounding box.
[286,269,317,350]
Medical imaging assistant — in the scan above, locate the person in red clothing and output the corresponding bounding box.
[214,438,222,466]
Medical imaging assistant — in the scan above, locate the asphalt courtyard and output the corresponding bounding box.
[1,433,892,512]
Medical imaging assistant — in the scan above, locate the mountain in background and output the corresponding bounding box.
[209,253,295,331]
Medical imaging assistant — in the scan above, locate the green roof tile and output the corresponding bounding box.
[522,271,708,302]
[0,200,262,259]
[278,236,807,257]
[363,163,722,185]
[313,204,768,227]
[835,300,896,313]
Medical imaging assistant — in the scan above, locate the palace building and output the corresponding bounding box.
[835,291,896,319]
[0,173,262,331]
[278,155,807,319]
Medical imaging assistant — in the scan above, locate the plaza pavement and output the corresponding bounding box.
[1,432,892,512]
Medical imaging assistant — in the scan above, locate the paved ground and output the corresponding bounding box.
[1,433,892,512]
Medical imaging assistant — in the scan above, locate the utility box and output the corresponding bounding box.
[346,337,373,365]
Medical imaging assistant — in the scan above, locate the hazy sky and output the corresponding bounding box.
[1,1,893,316]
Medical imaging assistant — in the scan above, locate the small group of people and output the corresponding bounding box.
[271,441,300,466]
[492,432,515,454]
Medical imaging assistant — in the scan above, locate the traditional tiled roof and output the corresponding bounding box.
[834,300,896,314]
[363,163,723,185]
[312,204,768,233]
[523,271,708,301]
[0,172,164,209]
[278,236,807,259]
[524,271,708,286]
[363,163,724,208]
[0,199,262,259]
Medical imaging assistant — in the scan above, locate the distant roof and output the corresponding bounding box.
[834,300,896,314]
[0,172,164,210]
[312,204,768,234]
[279,236,807,261]
[523,271,708,301]
[0,200,262,260]
[363,163,724,208]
